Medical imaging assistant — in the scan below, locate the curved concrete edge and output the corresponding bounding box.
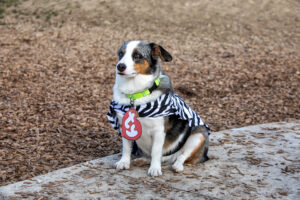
[1,121,300,200]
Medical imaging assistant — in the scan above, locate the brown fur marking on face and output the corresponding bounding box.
[134,60,150,75]
[185,135,206,164]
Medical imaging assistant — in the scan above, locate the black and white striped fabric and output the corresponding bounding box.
[107,93,210,135]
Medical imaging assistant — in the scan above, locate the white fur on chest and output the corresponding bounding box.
[113,68,166,156]
[117,113,165,155]
[113,76,163,105]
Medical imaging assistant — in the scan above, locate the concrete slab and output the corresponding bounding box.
[1,121,300,200]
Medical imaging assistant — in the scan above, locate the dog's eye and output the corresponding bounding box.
[118,51,124,58]
[133,52,143,60]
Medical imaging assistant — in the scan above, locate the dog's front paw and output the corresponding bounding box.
[148,165,162,176]
[172,161,184,172]
[115,159,130,170]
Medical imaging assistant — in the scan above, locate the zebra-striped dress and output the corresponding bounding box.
[107,93,210,135]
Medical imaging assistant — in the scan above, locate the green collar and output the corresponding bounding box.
[126,77,160,100]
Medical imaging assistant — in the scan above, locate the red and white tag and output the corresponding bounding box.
[122,108,142,140]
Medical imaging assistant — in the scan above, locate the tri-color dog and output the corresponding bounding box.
[107,40,210,176]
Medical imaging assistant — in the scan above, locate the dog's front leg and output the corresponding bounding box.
[115,137,132,170]
[148,130,165,176]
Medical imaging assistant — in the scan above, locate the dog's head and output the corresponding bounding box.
[116,41,172,78]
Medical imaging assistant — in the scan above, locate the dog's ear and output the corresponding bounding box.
[149,43,172,62]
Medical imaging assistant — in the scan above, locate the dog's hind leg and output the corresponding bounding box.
[172,127,209,172]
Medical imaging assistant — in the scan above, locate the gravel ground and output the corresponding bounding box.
[0,0,299,186]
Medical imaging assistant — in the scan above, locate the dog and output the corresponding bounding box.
[108,40,210,176]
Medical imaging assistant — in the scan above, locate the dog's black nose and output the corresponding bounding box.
[117,63,126,72]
